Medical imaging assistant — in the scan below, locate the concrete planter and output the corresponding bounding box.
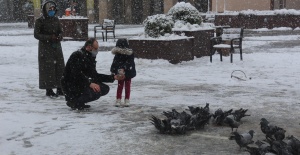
[128,38,194,64]
[59,18,88,41]
[173,29,214,58]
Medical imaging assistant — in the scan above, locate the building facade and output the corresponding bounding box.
[1,0,300,23]
[211,0,300,12]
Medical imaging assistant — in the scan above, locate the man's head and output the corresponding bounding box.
[84,38,99,57]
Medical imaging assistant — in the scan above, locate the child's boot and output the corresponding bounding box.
[124,99,130,107]
[115,99,122,107]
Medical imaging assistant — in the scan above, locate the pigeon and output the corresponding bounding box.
[150,115,189,134]
[156,109,192,134]
[274,129,286,141]
[150,115,172,134]
[269,140,293,155]
[231,108,250,122]
[255,140,272,154]
[213,108,233,125]
[188,103,210,115]
[223,116,240,131]
[188,106,200,115]
[286,135,300,155]
[245,146,261,155]
[162,109,181,119]
[203,103,210,113]
[260,118,285,141]
[189,112,212,130]
[231,130,255,150]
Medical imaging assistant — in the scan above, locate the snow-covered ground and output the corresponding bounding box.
[0,23,300,155]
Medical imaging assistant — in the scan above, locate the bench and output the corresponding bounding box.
[94,19,115,42]
[210,27,244,63]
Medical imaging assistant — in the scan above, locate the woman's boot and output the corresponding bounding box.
[46,89,58,97]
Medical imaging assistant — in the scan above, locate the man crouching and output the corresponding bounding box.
[61,38,124,110]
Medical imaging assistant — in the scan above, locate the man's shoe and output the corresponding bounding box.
[56,88,64,96]
[115,99,122,107]
[66,101,77,110]
[83,104,91,108]
[46,89,58,97]
[66,101,77,109]
[76,104,91,110]
[124,99,130,107]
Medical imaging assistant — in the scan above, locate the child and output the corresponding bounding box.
[110,39,136,107]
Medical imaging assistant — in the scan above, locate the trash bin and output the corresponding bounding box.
[27,15,34,28]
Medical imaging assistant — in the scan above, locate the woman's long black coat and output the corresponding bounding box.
[34,1,65,89]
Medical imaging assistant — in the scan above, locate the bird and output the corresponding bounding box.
[274,129,286,141]
[245,146,261,155]
[231,108,250,122]
[150,115,172,134]
[151,109,192,134]
[189,112,212,130]
[255,140,272,154]
[286,135,300,155]
[260,118,285,141]
[187,103,210,115]
[223,116,240,132]
[188,106,201,115]
[231,130,255,150]
[213,108,233,125]
[268,140,293,155]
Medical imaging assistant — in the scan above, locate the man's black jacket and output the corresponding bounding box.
[61,48,114,101]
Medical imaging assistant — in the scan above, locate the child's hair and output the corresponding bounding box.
[116,39,129,48]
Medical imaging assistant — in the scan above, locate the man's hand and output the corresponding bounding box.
[90,83,100,92]
[57,34,63,41]
[114,74,125,81]
[51,34,58,42]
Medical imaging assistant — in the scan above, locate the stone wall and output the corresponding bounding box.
[129,38,194,64]
[215,14,300,29]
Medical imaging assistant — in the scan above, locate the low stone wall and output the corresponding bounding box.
[128,38,194,64]
[215,15,300,29]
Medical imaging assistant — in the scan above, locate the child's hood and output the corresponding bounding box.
[111,47,133,55]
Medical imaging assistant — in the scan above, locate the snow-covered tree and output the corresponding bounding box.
[143,14,174,38]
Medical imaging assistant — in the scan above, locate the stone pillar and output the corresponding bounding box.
[99,0,108,23]
[124,0,132,24]
[87,0,94,23]
[163,0,177,14]
[33,0,41,19]
[142,0,151,21]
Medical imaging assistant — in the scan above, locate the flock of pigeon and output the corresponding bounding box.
[150,103,300,155]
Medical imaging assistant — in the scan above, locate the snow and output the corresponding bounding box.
[1,22,300,155]
[172,21,215,31]
[59,16,88,19]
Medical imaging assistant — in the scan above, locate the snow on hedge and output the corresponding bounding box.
[142,2,209,38]
[143,14,174,38]
[167,2,202,25]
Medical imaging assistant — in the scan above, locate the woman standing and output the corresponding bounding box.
[34,1,65,97]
